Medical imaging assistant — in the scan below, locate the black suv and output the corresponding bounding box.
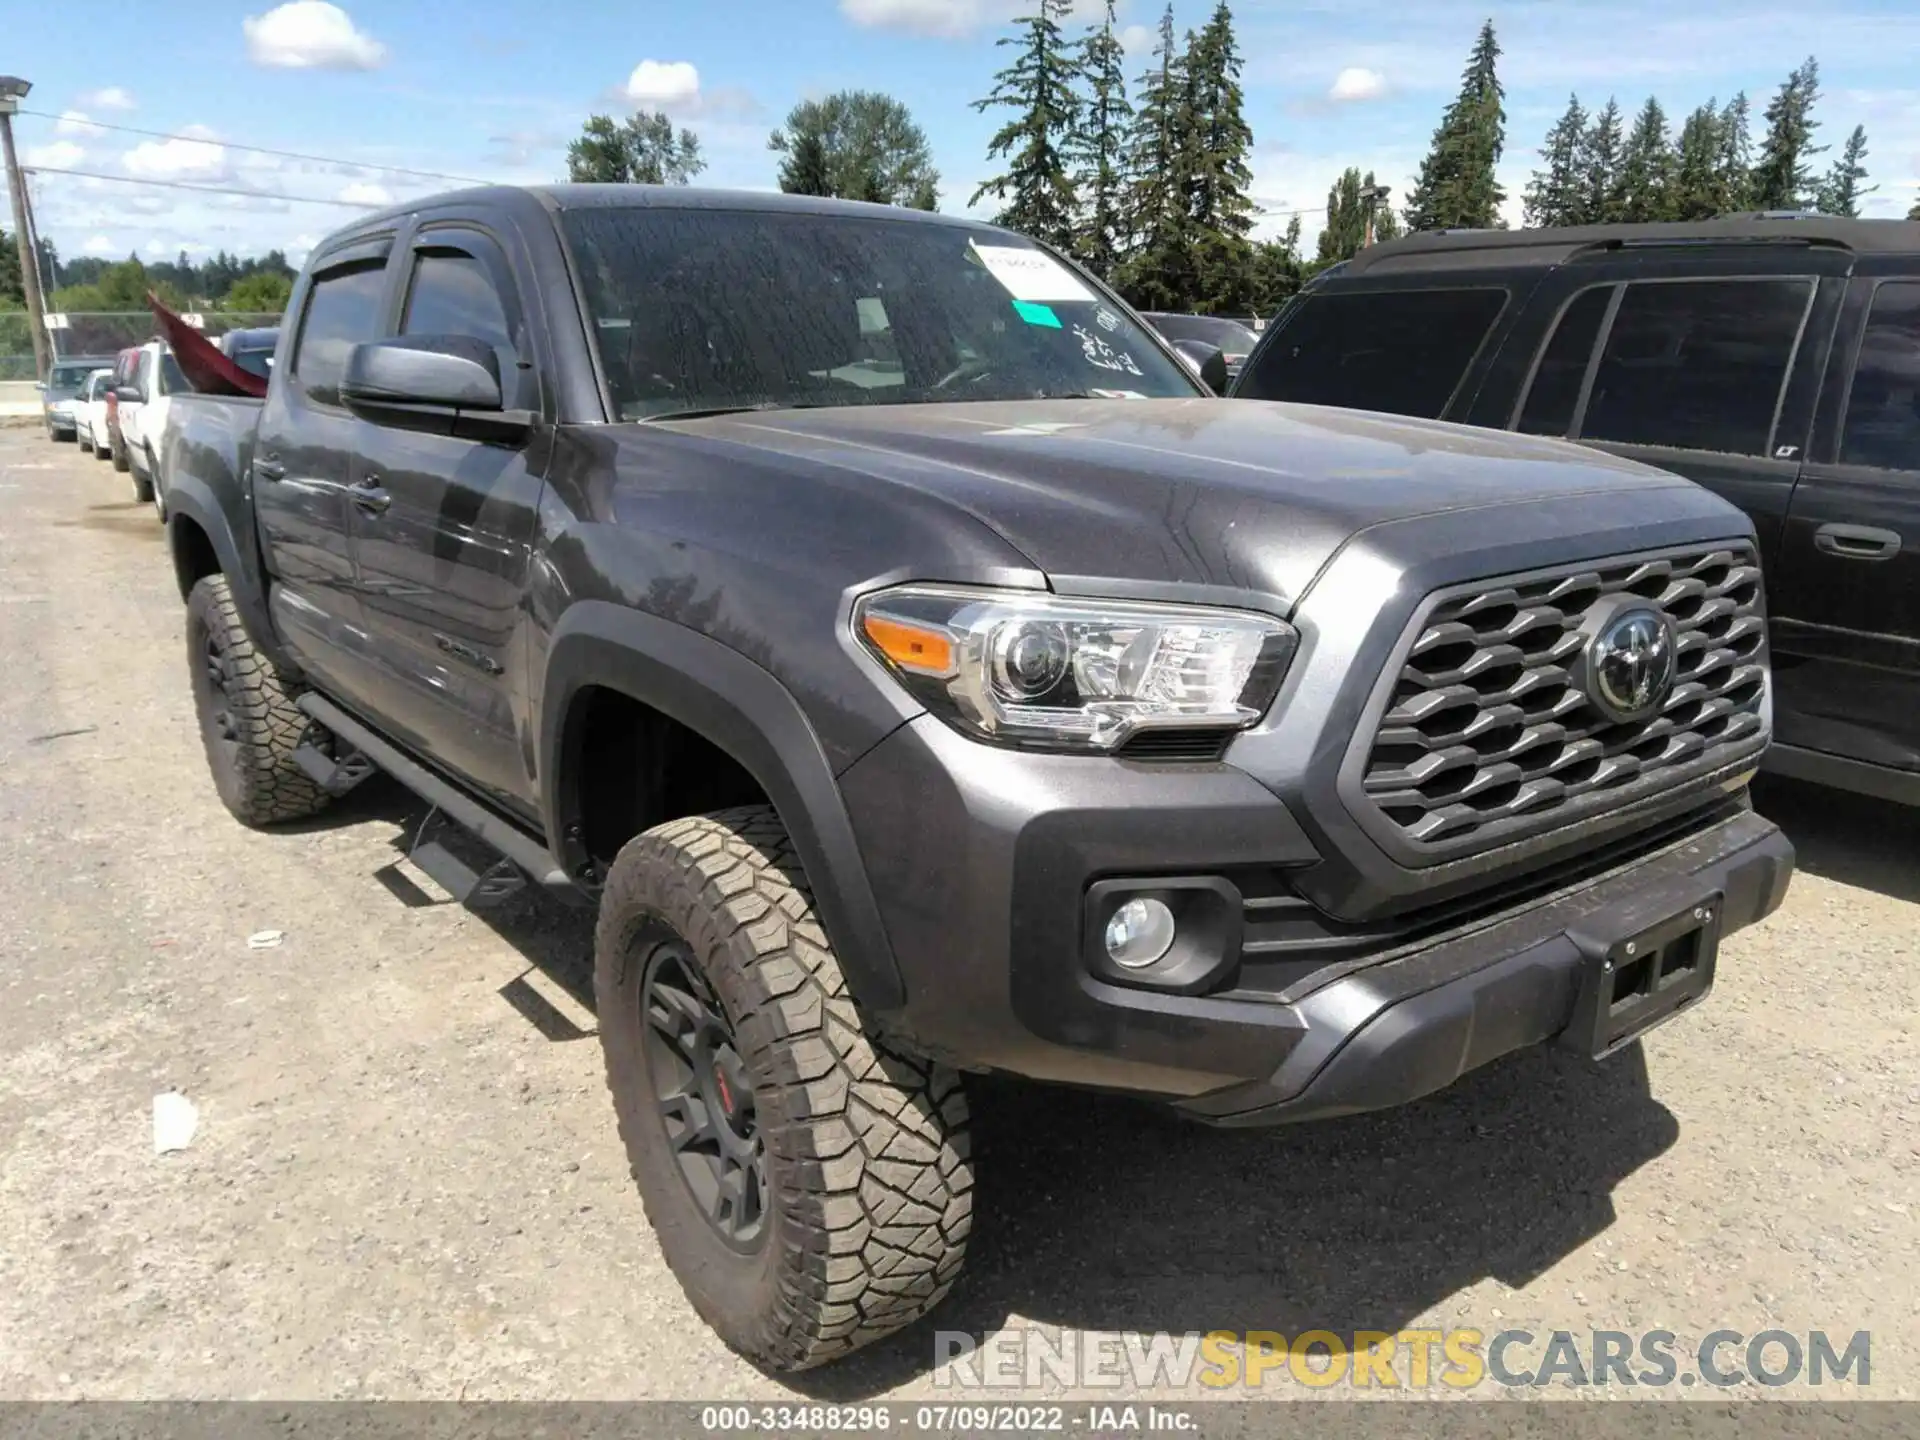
[1233,215,1920,806]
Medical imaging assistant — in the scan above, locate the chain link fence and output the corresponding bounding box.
[1,312,286,380]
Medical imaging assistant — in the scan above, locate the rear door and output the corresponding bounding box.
[252,235,396,690]
[1769,268,1920,772]
[1508,248,1853,569]
[344,220,548,815]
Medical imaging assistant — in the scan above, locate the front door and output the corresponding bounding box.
[1771,274,1920,771]
[345,225,547,816]
[252,240,395,691]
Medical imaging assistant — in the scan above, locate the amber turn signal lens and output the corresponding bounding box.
[862,614,955,675]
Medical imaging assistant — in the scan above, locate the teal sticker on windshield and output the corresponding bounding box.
[1012,300,1062,329]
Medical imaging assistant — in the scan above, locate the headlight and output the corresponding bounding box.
[854,584,1297,751]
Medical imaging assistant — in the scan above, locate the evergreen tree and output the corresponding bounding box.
[1577,98,1626,224]
[1616,97,1675,222]
[1116,6,1197,309]
[1185,2,1257,311]
[1816,125,1871,216]
[769,91,939,208]
[1751,59,1824,209]
[0,229,20,308]
[1403,19,1507,231]
[1909,198,1920,222]
[567,112,705,185]
[1066,0,1133,280]
[1524,93,1588,228]
[971,0,1081,250]
[1714,92,1755,211]
[1667,100,1725,220]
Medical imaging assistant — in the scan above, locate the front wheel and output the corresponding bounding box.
[111,435,130,473]
[595,807,973,1371]
[185,574,331,827]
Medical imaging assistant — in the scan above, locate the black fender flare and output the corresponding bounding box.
[163,476,297,675]
[539,601,906,1014]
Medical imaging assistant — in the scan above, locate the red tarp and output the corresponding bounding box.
[146,292,269,399]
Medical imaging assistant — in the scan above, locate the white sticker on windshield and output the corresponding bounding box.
[970,244,1096,303]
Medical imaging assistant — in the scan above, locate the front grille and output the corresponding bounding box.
[1357,545,1767,853]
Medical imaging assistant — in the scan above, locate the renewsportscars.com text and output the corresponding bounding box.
[934,1328,1872,1390]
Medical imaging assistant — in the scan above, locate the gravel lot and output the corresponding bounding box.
[1,422,1915,1404]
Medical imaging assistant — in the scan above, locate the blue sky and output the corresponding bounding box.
[10,0,1920,272]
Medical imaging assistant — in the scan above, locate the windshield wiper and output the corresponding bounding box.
[641,400,834,423]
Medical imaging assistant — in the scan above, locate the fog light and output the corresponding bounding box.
[1104,897,1176,969]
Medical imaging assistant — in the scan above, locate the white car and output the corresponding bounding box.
[117,340,189,515]
[73,369,115,458]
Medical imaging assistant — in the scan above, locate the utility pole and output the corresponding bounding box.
[1361,183,1393,250]
[0,75,52,382]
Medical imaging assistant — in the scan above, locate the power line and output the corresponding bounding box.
[21,163,383,209]
[17,107,491,187]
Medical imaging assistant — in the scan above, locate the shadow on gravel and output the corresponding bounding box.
[1752,775,1920,906]
[791,1042,1674,1399]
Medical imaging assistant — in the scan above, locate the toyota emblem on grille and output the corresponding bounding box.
[1582,604,1676,723]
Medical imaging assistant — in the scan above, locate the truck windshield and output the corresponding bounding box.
[559,206,1199,420]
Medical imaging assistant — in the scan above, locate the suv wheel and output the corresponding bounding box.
[185,574,330,827]
[595,807,973,1371]
[149,447,167,520]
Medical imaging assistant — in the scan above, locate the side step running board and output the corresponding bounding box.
[292,737,379,796]
[410,836,530,909]
[295,692,575,893]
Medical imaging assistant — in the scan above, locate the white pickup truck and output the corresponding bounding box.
[112,339,188,517]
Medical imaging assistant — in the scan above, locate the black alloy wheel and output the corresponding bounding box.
[640,934,768,1251]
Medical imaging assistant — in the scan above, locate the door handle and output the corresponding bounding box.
[352,473,391,515]
[1813,522,1901,561]
[254,455,284,481]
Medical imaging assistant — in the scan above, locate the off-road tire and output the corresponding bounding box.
[595,807,973,1371]
[185,574,330,827]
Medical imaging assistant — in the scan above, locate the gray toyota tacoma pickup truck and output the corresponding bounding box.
[161,184,1794,1370]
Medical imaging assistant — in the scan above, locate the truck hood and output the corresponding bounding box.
[666,398,1698,609]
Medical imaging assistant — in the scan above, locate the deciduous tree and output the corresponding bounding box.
[566,112,705,185]
[770,91,939,208]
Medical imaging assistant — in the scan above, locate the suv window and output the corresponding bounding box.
[1839,282,1920,471]
[402,251,513,354]
[1516,286,1613,436]
[293,261,389,404]
[1579,278,1812,456]
[1234,287,1508,418]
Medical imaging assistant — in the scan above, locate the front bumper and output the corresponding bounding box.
[838,715,1792,1122]
[45,408,77,434]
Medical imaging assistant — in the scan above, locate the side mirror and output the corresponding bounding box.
[1172,339,1230,395]
[114,384,145,404]
[342,334,503,411]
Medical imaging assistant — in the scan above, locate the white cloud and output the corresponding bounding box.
[78,86,136,111]
[624,60,701,109]
[24,139,86,170]
[1118,24,1154,55]
[840,0,984,37]
[55,111,106,137]
[123,125,228,181]
[1330,67,1388,103]
[338,180,392,205]
[243,2,387,70]
[82,235,116,256]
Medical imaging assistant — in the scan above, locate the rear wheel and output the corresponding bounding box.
[596,807,973,1371]
[185,574,330,827]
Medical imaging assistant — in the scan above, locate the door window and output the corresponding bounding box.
[1839,282,1920,471]
[1578,278,1812,456]
[1516,285,1613,436]
[292,261,390,404]
[402,250,514,353]
[1234,287,1509,418]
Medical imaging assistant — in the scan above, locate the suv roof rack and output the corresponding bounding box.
[1338,214,1920,276]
